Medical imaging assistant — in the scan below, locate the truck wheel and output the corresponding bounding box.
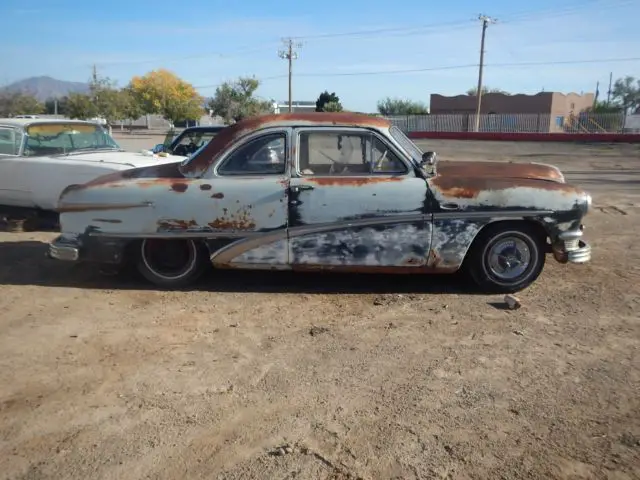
[465,222,546,293]
[136,238,208,288]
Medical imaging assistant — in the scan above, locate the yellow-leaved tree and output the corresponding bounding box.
[128,69,204,128]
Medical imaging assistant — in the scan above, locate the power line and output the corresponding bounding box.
[93,0,633,68]
[278,38,302,113]
[290,57,640,77]
[190,56,640,92]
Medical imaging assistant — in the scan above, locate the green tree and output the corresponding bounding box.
[66,93,98,120]
[376,97,429,115]
[466,86,508,95]
[611,75,640,113]
[587,100,623,114]
[322,101,343,112]
[129,69,204,127]
[315,91,341,112]
[0,92,44,117]
[207,77,272,124]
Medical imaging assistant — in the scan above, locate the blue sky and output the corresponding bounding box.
[1,0,638,112]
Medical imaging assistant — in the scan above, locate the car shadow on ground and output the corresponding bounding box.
[0,240,487,295]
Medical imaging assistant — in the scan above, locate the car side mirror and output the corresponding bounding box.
[152,144,165,153]
[421,151,436,166]
[418,151,437,175]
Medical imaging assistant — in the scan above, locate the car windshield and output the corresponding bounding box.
[389,125,423,165]
[22,123,120,156]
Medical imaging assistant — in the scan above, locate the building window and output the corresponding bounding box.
[555,116,564,127]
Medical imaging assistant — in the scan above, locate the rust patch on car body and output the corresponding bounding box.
[430,176,583,200]
[200,184,212,191]
[436,160,565,182]
[170,182,188,193]
[306,176,403,187]
[157,219,198,230]
[181,112,391,176]
[211,192,224,199]
[208,218,256,230]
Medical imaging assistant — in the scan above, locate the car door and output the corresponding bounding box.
[197,127,291,268]
[287,126,432,271]
[0,126,30,207]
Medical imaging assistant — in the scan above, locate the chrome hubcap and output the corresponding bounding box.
[487,237,531,280]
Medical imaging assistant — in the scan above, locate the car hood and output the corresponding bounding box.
[436,160,565,183]
[55,150,188,167]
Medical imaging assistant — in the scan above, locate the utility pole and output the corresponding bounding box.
[473,14,497,132]
[606,72,613,106]
[593,81,599,109]
[278,38,302,113]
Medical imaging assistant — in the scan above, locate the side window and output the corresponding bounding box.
[370,135,407,173]
[298,130,407,176]
[218,133,286,175]
[0,128,22,155]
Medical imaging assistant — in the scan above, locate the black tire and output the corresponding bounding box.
[136,238,208,288]
[464,222,546,293]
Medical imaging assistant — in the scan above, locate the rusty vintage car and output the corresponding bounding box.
[48,112,591,292]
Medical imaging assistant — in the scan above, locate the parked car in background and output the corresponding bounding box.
[49,112,591,293]
[151,125,225,157]
[0,118,186,213]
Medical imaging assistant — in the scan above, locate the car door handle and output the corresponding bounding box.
[291,184,314,193]
[440,202,459,210]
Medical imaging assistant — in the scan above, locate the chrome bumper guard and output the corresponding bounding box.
[48,235,81,262]
[552,229,591,264]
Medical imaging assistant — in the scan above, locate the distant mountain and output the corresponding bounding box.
[0,76,90,102]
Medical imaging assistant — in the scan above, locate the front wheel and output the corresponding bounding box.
[136,238,208,288]
[464,223,546,293]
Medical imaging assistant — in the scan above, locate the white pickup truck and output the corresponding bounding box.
[0,118,187,213]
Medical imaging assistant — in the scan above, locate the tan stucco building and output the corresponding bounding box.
[429,92,595,132]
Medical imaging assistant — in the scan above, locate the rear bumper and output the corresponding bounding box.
[551,229,591,264]
[48,235,81,261]
[48,234,127,264]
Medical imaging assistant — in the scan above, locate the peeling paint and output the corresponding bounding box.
[306,176,403,187]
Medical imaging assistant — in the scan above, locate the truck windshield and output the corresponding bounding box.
[23,123,120,156]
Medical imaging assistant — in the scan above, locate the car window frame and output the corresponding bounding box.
[292,126,414,178]
[0,126,24,157]
[209,127,292,178]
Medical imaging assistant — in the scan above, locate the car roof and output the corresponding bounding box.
[0,118,103,128]
[180,112,391,175]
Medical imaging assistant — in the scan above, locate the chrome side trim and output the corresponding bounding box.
[433,209,552,220]
[88,230,253,239]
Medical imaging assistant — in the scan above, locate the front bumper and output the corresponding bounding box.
[551,229,591,264]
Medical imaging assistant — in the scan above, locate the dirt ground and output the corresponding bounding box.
[1,139,639,480]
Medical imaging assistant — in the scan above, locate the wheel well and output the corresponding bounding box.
[461,219,549,268]
[121,238,211,263]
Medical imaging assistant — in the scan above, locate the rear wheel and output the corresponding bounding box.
[464,222,546,293]
[136,238,208,288]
